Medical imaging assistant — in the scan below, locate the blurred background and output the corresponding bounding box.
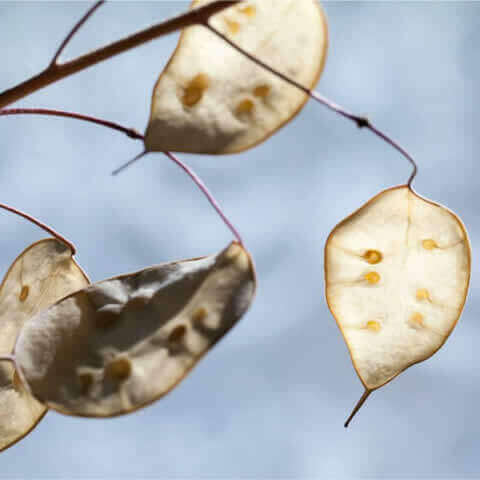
[0,1,479,477]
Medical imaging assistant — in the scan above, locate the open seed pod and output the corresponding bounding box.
[13,242,255,417]
[0,239,89,451]
[145,0,328,154]
[324,186,471,426]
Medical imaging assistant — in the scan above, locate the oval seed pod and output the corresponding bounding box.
[324,186,471,426]
[14,242,256,417]
[145,0,328,154]
[0,239,89,451]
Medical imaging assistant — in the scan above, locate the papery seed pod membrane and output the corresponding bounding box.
[145,0,328,154]
[324,186,471,426]
[14,242,256,417]
[0,239,89,451]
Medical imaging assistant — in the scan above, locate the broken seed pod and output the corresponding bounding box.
[324,185,471,426]
[13,242,255,417]
[0,239,89,451]
[145,0,328,154]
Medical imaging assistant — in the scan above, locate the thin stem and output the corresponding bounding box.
[344,389,371,428]
[0,106,241,243]
[164,152,244,245]
[0,1,240,109]
[112,150,147,175]
[0,108,143,140]
[0,203,76,255]
[113,151,243,245]
[49,1,105,67]
[204,22,418,187]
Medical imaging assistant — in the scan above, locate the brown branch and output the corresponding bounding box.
[0,1,240,109]
[49,1,105,68]
[0,108,143,140]
[204,22,418,187]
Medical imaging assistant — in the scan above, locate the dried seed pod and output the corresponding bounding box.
[0,239,89,451]
[14,242,256,417]
[324,186,471,426]
[145,0,328,154]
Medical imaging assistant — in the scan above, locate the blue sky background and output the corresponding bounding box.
[0,1,479,478]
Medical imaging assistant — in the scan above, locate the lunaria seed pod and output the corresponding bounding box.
[12,242,256,418]
[0,239,89,451]
[325,186,471,426]
[145,0,328,154]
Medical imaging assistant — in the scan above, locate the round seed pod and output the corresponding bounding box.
[0,239,89,451]
[325,185,471,425]
[145,0,328,154]
[14,242,256,417]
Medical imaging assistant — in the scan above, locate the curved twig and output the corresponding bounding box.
[0,108,143,140]
[0,106,243,245]
[49,1,105,67]
[113,150,244,245]
[204,22,418,187]
[164,151,243,245]
[0,203,77,254]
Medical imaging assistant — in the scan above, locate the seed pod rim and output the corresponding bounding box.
[0,238,89,452]
[146,0,329,155]
[14,242,257,418]
[324,184,472,392]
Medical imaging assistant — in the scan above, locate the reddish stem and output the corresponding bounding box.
[0,108,143,140]
[164,152,244,245]
[113,151,244,245]
[0,107,243,245]
[49,1,105,67]
[0,203,76,254]
[204,22,418,187]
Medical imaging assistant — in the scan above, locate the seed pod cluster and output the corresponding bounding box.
[1,240,255,449]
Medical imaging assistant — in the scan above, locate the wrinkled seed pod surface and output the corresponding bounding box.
[325,186,471,391]
[145,0,328,154]
[0,239,89,451]
[15,242,256,417]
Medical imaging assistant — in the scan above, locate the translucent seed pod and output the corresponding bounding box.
[325,185,471,426]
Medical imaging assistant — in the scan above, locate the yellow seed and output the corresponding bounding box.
[410,312,424,327]
[19,285,29,302]
[416,288,431,301]
[253,85,271,98]
[105,357,131,381]
[168,325,187,343]
[363,249,383,264]
[192,307,208,326]
[239,5,256,17]
[366,320,381,332]
[236,98,255,115]
[364,271,380,284]
[78,371,94,394]
[422,239,438,250]
[226,19,240,35]
[182,73,210,107]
